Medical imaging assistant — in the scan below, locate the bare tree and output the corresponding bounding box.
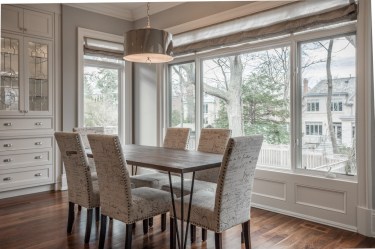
[204,55,244,136]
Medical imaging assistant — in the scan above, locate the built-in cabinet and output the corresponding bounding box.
[0,5,55,195]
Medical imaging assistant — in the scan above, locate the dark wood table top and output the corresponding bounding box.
[87,144,222,174]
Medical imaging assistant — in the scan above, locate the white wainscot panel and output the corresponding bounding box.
[253,178,286,201]
[295,184,346,213]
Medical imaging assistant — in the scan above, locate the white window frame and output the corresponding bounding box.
[165,22,358,180]
[77,27,132,144]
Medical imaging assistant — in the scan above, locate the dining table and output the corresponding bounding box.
[87,144,223,249]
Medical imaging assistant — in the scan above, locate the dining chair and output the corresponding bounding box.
[87,134,172,249]
[161,128,231,242]
[54,132,101,244]
[129,127,190,227]
[130,127,190,188]
[72,127,104,211]
[170,135,263,249]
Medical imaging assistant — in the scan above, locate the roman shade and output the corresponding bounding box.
[84,37,124,59]
[173,0,357,56]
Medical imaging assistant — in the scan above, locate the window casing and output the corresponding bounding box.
[166,22,357,177]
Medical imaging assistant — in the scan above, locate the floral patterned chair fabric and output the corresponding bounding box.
[87,134,172,248]
[170,135,263,249]
[130,127,190,189]
[161,128,231,197]
[54,132,100,243]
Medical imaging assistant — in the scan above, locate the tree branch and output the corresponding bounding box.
[203,84,229,102]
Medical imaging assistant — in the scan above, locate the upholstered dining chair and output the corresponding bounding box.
[170,135,263,249]
[130,127,190,188]
[87,134,172,249]
[54,132,101,244]
[161,128,231,242]
[130,127,190,228]
[72,127,104,211]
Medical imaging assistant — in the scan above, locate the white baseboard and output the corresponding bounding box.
[357,206,374,237]
[0,184,55,199]
[252,202,357,233]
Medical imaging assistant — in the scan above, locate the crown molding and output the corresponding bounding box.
[132,2,183,21]
[64,3,183,22]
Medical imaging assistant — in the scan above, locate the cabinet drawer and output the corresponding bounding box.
[0,118,52,131]
[0,165,52,191]
[0,149,52,169]
[0,137,52,152]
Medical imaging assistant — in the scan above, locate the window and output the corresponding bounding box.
[305,122,323,135]
[169,61,196,149]
[167,27,356,176]
[299,34,356,175]
[333,122,342,141]
[83,55,123,134]
[78,28,130,144]
[331,101,343,111]
[201,46,291,169]
[307,101,320,111]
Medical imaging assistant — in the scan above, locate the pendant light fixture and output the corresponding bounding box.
[124,3,173,63]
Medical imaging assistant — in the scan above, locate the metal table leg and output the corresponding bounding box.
[168,172,196,249]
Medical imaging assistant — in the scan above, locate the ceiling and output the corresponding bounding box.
[64,2,183,21]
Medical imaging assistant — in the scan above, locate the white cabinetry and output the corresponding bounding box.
[0,5,56,196]
[1,5,53,39]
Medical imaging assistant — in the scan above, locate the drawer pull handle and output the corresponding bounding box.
[3,177,12,181]
[35,142,43,146]
[34,155,43,159]
[3,122,12,126]
[35,122,43,126]
[3,144,12,148]
[3,158,12,163]
[34,173,42,177]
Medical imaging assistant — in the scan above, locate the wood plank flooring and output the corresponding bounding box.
[0,191,374,249]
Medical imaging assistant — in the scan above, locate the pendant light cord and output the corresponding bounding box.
[146,2,151,28]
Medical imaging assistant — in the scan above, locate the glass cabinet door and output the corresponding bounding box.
[25,37,52,115]
[0,34,24,115]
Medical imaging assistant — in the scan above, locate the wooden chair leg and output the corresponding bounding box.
[161,213,167,232]
[67,202,75,233]
[84,209,93,243]
[170,217,176,249]
[215,233,222,249]
[149,217,154,227]
[125,223,133,249]
[95,207,100,222]
[241,223,244,243]
[99,215,107,249]
[243,220,251,249]
[143,219,149,234]
[202,228,207,241]
[190,224,196,243]
[78,205,82,212]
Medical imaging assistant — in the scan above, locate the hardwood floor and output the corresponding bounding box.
[0,191,374,249]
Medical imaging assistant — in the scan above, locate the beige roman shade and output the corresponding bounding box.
[173,0,357,56]
[84,37,124,59]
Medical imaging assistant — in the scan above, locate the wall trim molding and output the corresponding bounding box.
[357,206,374,237]
[253,202,357,233]
[0,185,55,199]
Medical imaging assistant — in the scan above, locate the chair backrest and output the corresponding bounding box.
[195,128,231,182]
[87,134,133,222]
[54,132,95,208]
[214,135,263,232]
[163,127,190,150]
[73,127,105,149]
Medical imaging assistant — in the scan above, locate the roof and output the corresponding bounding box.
[305,77,356,100]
